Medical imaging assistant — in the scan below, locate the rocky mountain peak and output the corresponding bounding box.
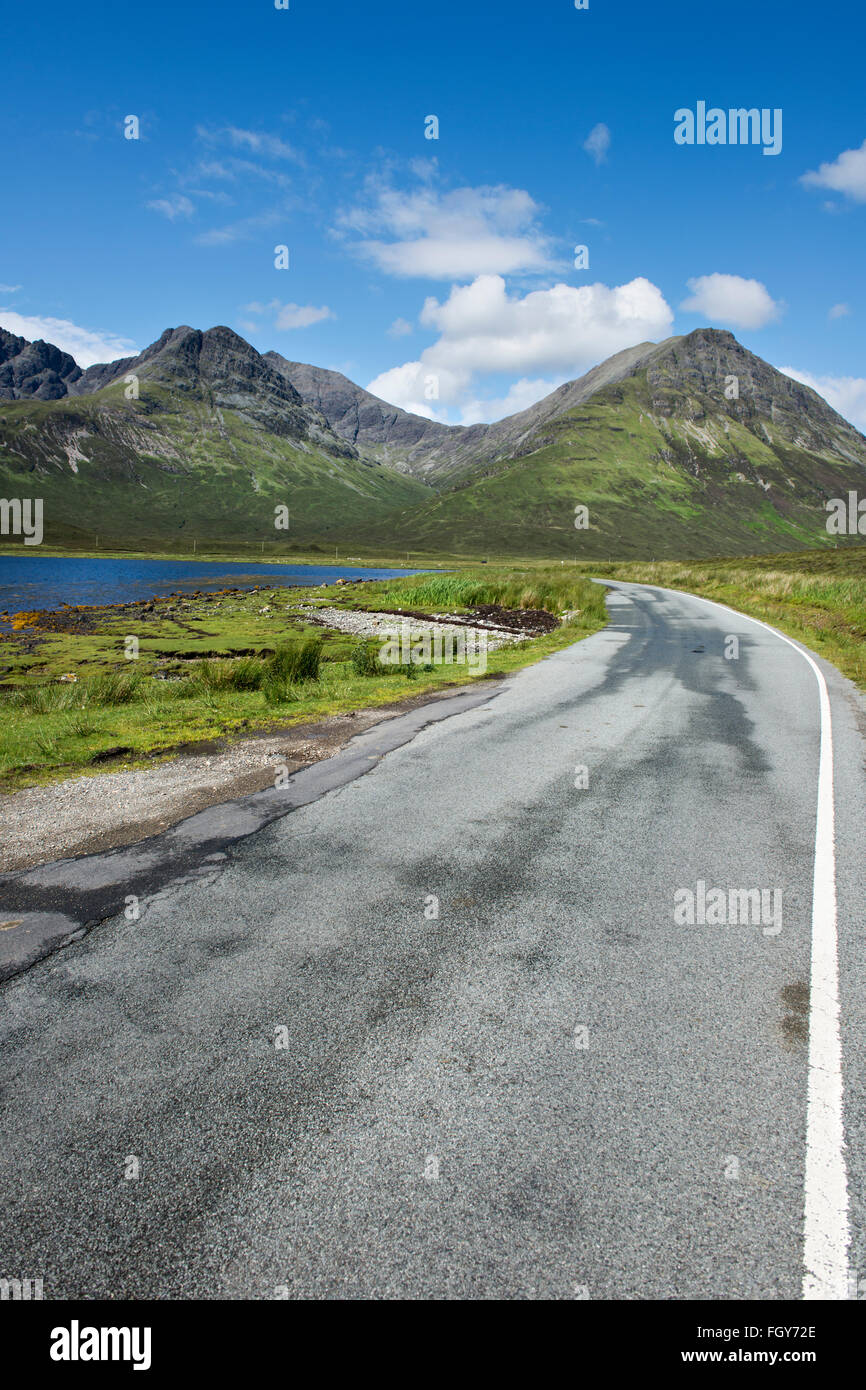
[0,328,83,401]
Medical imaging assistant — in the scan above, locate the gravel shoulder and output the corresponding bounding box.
[0,683,496,871]
[297,605,548,647]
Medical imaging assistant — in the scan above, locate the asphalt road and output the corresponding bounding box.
[1,581,864,1300]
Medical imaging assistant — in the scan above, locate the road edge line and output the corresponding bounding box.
[604,582,851,1301]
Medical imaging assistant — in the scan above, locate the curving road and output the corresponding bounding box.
[1,581,864,1300]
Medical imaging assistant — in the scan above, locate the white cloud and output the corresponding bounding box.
[147,194,194,220]
[829,302,851,320]
[0,312,137,367]
[388,317,414,337]
[419,274,673,374]
[365,361,450,421]
[0,283,21,294]
[583,123,611,165]
[185,158,292,189]
[367,273,673,421]
[275,303,335,330]
[801,139,866,202]
[240,299,335,331]
[187,188,234,205]
[336,179,556,279]
[459,377,564,425]
[680,273,782,329]
[779,366,866,432]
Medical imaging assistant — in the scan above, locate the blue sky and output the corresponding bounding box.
[3,0,865,426]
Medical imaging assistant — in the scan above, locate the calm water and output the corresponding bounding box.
[0,556,423,619]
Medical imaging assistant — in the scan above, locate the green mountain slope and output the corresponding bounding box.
[332,366,866,558]
[0,327,433,546]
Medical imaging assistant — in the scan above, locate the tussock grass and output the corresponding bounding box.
[373,567,609,622]
[269,638,323,684]
[6,670,142,714]
[173,640,324,702]
[350,639,384,676]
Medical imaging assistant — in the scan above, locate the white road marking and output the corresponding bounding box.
[611,583,851,1300]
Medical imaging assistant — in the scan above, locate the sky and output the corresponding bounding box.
[2,0,865,428]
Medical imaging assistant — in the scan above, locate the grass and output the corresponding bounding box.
[7,669,143,714]
[0,567,606,786]
[4,366,863,563]
[372,569,605,614]
[583,547,866,687]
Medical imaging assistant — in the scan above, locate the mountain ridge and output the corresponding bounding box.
[0,323,433,547]
[1,320,864,557]
[5,321,865,478]
[269,329,866,480]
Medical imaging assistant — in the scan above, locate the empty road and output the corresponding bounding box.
[1,581,864,1300]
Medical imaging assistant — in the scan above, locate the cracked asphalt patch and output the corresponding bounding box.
[0,682,502,982]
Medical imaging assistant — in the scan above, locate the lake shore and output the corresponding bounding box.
[0,566,610,796]
[0,553,424,620]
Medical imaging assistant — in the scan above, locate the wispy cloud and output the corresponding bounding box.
[335,173,558,280]
[240,299,335,331]
[185,188,234,206]
[194,211,283,246]
[182,157,293,190]
[147,194,194,220]
[583,124,611,165]
[196,125,305,166]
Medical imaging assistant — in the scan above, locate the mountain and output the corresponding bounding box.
[264,353,486,477]
[0,328,83,401]
[265,342,677,479]
[1,323,864,557]
[279,328,866,558]
[0,326,432,546]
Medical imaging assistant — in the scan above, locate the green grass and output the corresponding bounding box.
[4,545,858,791]
[4,365,864,563]
[7,669,143,714]
[372,568,605,614]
